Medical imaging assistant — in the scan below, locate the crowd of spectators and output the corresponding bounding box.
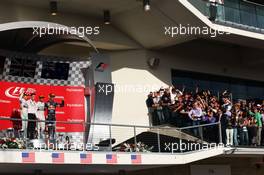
[146,85,264,146]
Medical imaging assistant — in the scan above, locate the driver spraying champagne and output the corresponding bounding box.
[19,88,35,139]
[45,93,64,140]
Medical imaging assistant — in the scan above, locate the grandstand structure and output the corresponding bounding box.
[0,0,264,174]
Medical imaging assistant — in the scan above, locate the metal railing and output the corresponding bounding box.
[2,115,264,153]
[188,0,264,31]
[0,117,264,153]
[0,117,223,153]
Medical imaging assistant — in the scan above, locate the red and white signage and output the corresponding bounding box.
[0,81,85,132]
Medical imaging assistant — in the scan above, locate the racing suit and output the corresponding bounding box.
[45,100,64,140]
[36,101,45,139]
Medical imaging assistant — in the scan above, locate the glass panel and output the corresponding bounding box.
[230,83,247,100]
[240,2,257,26]
[9,58,36,78]
[171,69,264,101]
[210,81,230,95]
[224,6,238,23]
[189,0,264,29]
[247,86,264,100]
[225,0,240,8]
[41,61,70,80]
[193,79,211,91]
[188,0,210,16]
[172,76,194,93]
[256,6,264,28]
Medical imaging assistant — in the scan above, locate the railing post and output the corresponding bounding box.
[218,121,223,144]
[254,5,258,28]
[157,128,161,153]
[54,121,57,143]
[109,125,112,152]
[83,122,86,151]
[200,125,204,143]
[179,128,182,153]
[133,126,137,152]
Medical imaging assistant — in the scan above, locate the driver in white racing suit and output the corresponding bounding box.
[36,95,45,139]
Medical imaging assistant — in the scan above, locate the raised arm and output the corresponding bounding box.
[19,92,24,102]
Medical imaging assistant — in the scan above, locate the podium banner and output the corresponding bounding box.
[0,81,85,132]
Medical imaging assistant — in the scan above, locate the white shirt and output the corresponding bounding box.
[209,0,224,4]
[170,93,177,104]
[222,103,232,112]
[27,99,37,114]
[217,0,224,4]
[153,96,160,104]
[36,102,45,111]
[169,87,182,103]
[188,108,203,121]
